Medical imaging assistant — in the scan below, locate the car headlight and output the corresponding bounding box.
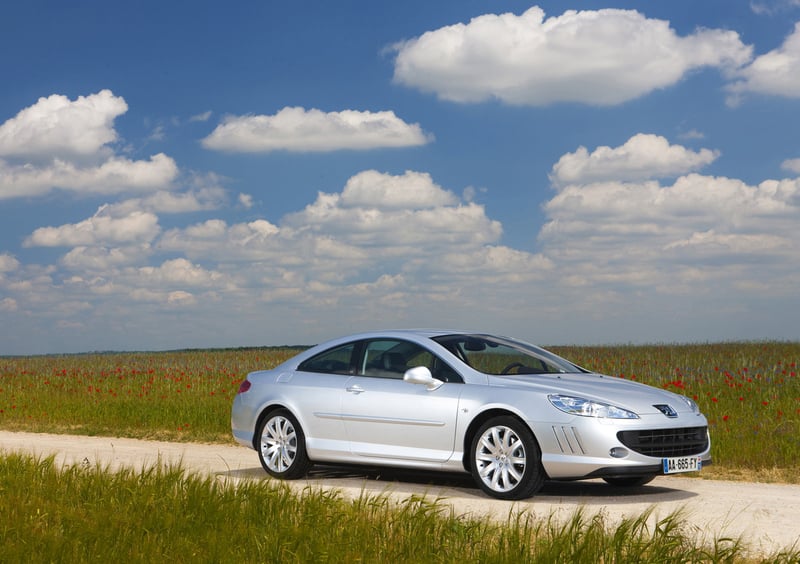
[548,394,639,419]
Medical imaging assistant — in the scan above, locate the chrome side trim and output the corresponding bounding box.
[315,412,445,427]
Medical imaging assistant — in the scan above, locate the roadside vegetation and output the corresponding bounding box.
[2,453,798,563]
[1,342,798,561]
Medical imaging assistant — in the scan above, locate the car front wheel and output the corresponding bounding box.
[256,409,312,479]
[470,416,545,500]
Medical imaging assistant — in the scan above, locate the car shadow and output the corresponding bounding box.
[222,464,697,504]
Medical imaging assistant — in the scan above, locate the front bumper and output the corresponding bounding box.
[533,413,711,480]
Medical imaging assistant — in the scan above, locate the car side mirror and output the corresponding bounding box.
[403,366,443,391]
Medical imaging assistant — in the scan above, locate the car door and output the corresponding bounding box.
[293,341,357,454]
[341,339,463,463]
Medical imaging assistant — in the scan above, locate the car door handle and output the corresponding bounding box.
[346,385,365,394]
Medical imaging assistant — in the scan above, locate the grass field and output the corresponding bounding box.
[4,453,799,563]
[1,342,799,561]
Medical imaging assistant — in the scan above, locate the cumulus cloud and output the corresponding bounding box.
[781,157,800,173]
[339,169,458,209]
[202,106,432,152]
[540,144,800,294]
[0,91,179,200]
[726,22,800,104]
[60,245,153,271]
[0,253,20,272]
[24,209,160,247]
[136,258,226,287]
[56,257,231,309]
[98,187,228,216]
[158,218,285,262]
[550,134,720,186]
[158,170,541,305]
[284,170,501,251]
[159,170,500,266]
[0,90,126,161]
[0,154,178,199]
[392,7,752,106]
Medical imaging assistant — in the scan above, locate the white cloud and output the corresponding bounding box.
[284,170,501,251]
[158,219,286,263]
[0,91,179,200]
[726,22,800,103]
[392,7,752,106]
[0,153,178,199]
[0,90,127,161]
[146,169,556,341]
[663,229,790,256]
[166,290,197,306]
[60,245,153,271]
[202,106,433,152]
[157,170,530,303]
[540,163,800,294]
[100,187,227,216]
[550,134,719,186]
[781,157,800,173]
[0,253,20,272]
[190,111,212,122]
[339,169,459,209]
[750,1,800,15]
[0,297,17,312]
[24,210,160,247]
[136,258,226,287]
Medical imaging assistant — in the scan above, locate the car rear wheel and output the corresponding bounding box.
[257,409,312,479]
[602,475,656,487]
[470,416,545,500]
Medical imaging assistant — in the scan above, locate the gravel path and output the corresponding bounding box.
[2,431,798,556]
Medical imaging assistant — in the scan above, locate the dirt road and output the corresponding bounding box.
[2,431,798,556]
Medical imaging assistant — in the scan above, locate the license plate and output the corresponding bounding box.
[663,456,702,474]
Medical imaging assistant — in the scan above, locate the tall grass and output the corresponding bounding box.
[4,453,797,563]
[0,348,298,442]
[1,342,798,475]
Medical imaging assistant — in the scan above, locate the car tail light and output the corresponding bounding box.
[237,379,251,394]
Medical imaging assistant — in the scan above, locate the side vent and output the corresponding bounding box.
[552,426,586,454]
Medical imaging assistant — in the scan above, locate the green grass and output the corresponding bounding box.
[0,347,299,442]
[4,453,797,563]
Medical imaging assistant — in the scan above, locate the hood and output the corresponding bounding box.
[491,372,694,416]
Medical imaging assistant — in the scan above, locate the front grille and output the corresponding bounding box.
[617,426,708,457]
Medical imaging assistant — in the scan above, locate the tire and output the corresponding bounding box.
[602,475,656,488]
[470,416,545,500]
[256,408,312,479]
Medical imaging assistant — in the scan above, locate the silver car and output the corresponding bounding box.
[231,330,711,499]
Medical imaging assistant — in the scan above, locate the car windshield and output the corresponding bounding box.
[431,334,584,376]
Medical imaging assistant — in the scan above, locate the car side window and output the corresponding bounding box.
[297,343,355,375]
[361,340,409,379]
[359,339,463,383]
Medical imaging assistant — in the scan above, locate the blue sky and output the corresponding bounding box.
[2,1,800,354]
